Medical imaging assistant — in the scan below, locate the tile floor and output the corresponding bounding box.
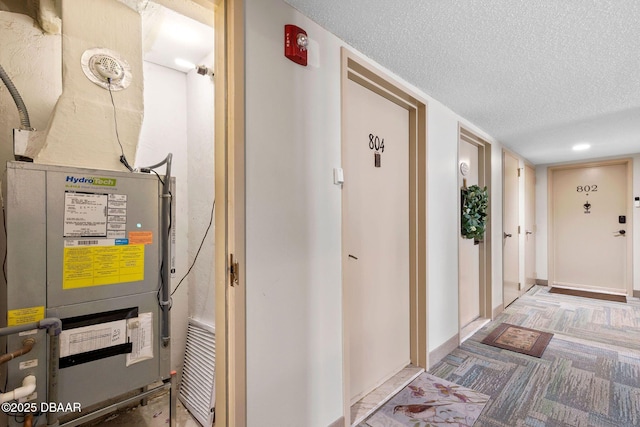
[350,364,423,426]
[81,393,203,427]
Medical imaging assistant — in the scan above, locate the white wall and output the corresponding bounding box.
[246,2,344,424]
[536,154,640,292]
[245,0,505,424]
[186,51,215,326]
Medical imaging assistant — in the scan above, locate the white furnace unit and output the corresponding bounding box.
[0,162,174,426]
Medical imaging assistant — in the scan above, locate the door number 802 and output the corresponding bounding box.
[576,185,597,192]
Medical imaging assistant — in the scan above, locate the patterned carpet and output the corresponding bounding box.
[429,286,640,427]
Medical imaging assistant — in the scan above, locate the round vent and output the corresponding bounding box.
[81,48,132,91]
[91,55,124,81]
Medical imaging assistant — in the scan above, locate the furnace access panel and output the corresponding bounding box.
[2,162,170,419]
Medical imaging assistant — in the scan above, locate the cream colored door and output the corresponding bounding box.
[344,76,410,403]
[503,151,520,307]
[459,141,480,327]
[551,162,630,294]
[524,164,536,291]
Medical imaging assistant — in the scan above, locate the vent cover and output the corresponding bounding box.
[179,319,216,426]
[81,47,132,91]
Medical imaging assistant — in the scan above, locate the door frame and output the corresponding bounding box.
[547,158,633,296]
[457,125,492,340]
[214,0,246,425]
[340,47,427,423]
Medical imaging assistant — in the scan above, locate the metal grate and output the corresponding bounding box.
[179,319,215,426]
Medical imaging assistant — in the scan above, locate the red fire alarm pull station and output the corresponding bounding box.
[284,24,308,66]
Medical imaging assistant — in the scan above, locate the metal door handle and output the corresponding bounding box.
[613,230,626,237]
[504,232,512,238]
[525,230,533,235]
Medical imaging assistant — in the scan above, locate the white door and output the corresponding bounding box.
[551,162,630,294]
[459,141,480,327]
[524,164,536,291]
[503,151,520,307]
[344,77,410,403]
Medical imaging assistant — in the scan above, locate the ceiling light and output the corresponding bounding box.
[174,58,195,69]
[572,143,591,151]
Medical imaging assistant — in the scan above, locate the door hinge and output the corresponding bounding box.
[517,168,521,177]
[518,282,522,291]
[229,254,239,287]
[518,225,521,234]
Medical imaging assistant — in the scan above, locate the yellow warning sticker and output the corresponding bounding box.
[8,306,45,326]
[63,244,144,289]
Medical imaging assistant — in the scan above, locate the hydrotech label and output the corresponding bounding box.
[65,176,117,187]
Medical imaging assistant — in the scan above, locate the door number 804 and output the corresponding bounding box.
[368,134,384,152]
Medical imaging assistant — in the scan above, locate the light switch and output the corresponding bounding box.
[334,168,344,185]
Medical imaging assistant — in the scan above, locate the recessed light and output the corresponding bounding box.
[572,143,591,151]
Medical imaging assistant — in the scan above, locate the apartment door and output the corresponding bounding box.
[503,151,519,307]
[524,164,536,290]
[343,70,410,403]
[459,140,480,327]
[550,161,631,294]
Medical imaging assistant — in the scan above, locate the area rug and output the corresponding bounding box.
[481,323,552,357]
[359,372,489,427]
[549,286,627,303]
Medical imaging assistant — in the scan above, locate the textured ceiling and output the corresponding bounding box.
[284,0,640,164]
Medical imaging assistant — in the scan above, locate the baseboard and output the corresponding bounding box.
[535,279,548,286]
[328,415,345,427]
[428,333,459,368]
[634,290,640,298]
[492,304,504,319]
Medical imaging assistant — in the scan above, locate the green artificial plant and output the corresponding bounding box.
[461,184,488,241]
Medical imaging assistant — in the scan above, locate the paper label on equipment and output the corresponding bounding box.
[126,312,154,366]
[64,192,108,237]
[19,359,38,370]
[60,319,127,358]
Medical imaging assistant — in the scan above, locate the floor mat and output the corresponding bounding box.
[359,372,489,427]
[481,322,553,357]
[549,286,626,302]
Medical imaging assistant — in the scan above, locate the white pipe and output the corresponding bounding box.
[0,375,36,403]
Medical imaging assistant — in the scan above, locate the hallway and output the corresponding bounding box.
[425,286,640,426]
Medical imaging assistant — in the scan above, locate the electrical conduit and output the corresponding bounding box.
[0,63,32,130]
